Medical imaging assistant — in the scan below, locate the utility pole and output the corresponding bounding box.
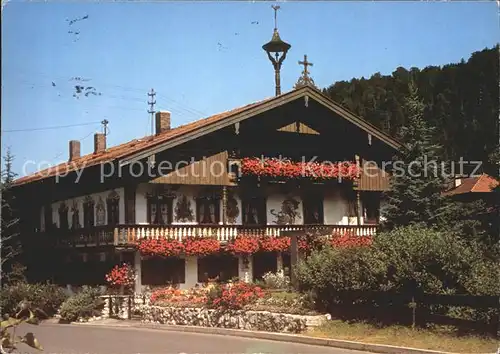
[147,88,156,135]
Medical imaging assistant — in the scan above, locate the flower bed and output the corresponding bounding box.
[97,283,330,332]
[150,286,208,307]
[210,282,265,310]
[240,157,360,180]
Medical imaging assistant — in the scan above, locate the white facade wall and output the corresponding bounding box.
[41,183,365,228]
[134,184,353,226]
[46,188,125,229]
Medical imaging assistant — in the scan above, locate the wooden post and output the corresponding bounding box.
[354,154,362,226]
[284,230,303,290]
[356,190,361,226]
[222,186,227,225]
[127,295,132,320]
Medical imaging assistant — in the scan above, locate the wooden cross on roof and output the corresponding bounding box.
[294,54,318,90]
[299,55,313,78]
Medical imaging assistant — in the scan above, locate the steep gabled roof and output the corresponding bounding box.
[13,86,401,187]
[444,174,499,196]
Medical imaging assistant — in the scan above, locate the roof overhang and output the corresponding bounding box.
[119,87,402,166]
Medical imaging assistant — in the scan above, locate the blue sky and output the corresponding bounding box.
[2,1,498,176]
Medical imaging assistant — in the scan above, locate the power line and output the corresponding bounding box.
[16,79,205,120]
[13,71,208,118]
[2,121,101,133]
[51,129,96,162]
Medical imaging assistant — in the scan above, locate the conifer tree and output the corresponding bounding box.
[1,147,21,275]
[382,81,447,229]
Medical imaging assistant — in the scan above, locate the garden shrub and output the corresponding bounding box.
[373,225,484,294]
[0,282,67,317]
[261,270,290,290]
[205,283,224,309]
[295,242,387,294]
[246,290,318,315]
[58,286,105,322]
[295,225,500,326]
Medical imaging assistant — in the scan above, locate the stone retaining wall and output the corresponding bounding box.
[97,295,330,334]
[140,305,329,334]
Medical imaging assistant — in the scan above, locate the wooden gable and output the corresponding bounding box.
[277,122,320,135]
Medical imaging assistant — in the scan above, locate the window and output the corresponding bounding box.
[71,201,81,230]
[196,197,220,224]
[197,254,238,283]
[107,191,120,225]
[83,196,95,228]
[242,197,266,225]
[346,190,358,218]
[142,257,185,285]
[362,192,380,224]
[58,202,69,230]
[303,195,324,224]
[146,192,173,225]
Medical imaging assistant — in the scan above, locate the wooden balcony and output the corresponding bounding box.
[40,224,377,248]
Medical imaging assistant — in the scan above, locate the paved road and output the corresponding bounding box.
[12,323,372,354]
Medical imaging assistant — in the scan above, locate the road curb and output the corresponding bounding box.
[67,321,490,354]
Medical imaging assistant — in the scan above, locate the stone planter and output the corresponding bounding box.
[139,305,330,334]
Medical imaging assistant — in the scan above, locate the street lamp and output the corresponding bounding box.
[262,5,291,96]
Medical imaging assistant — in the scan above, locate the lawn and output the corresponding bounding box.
[307,320,499,353]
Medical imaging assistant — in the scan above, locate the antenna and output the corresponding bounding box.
[101,119,109,136]
[147,88,156,135]
[272,5,280,30]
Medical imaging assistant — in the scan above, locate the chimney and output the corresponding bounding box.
[155,111,171,135]
[94,133,106,154]
[454,178,462,187]
[69,140,81,161]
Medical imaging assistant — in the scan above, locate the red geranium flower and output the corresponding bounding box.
[226,235,260,255]
[240,157,360,180]
[183,237,221,256]
[105,263,135,287]
[137,238,185,257]
[330,232,373,248]
[259,236,290,252]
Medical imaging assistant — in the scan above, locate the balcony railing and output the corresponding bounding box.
[41,224,378,247]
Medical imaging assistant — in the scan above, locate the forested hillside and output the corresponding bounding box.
[323,46,499,171]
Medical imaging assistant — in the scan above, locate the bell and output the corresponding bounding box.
[262,29,291,54]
